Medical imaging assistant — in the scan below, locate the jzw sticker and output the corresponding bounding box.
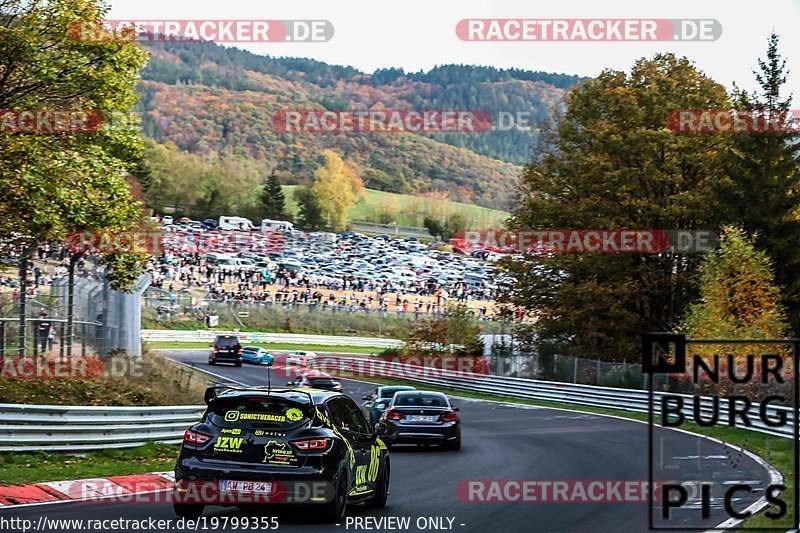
[214,436,244,453]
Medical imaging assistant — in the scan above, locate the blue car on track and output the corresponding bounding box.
[240,346,274,366]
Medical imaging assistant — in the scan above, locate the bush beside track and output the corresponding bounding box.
[0,348,207,406]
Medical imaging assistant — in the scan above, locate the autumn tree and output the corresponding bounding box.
[505,54,732,361]
[312,151,363,232]
[684,227,788,339]
[682,228,790,394]
[0,0,149,352]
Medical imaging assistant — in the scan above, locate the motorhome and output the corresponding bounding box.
[218,216,254,231]
[260,219,294,232]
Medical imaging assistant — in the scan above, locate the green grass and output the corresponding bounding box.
[349,375,792,529]
[281,186,508,229]
[0,443,180,486]
[147,341,383,354]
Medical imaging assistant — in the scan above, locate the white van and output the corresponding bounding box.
[260,219,294,232]
[162,215,173,226]
[219,216,254,231]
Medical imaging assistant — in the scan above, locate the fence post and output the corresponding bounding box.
[59,321,65,358]
[0,321,5,360]
[596,359,601,385]
[81,323,87,357]
[573,357,578,383]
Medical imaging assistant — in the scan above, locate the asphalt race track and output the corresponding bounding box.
[0,350,777,533]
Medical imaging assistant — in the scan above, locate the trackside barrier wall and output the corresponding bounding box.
[141,330,403,349]
[315,355,795,439]
[1,354,792,452]
[0,403,205,452]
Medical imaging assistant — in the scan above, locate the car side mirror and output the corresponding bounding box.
[372,422,387,438]
[453,407,460,412]
[362,396,370,401]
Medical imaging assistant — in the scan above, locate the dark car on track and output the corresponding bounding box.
[174,386,391,522]
[361,385,417,423]
[381,390,461,450]
[208,335,242,366]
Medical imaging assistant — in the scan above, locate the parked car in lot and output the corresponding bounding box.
[240,346,274,366]
[361,385,417,423]
[209,335,242,366]
[380,391,461,450]
[174,386,390,521]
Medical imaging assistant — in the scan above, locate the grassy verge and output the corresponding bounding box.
[0,443,180,486]
[0,348,207,405]
[280,186,509,229]
[148,341,383,354]
[352,375,792,530]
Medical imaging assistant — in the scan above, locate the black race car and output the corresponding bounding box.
[173,386,390,522]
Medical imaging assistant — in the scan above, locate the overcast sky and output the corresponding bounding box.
[108,0,800,98]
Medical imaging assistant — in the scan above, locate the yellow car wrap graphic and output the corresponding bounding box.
[213,436,243,453]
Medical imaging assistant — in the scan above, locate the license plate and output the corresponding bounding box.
[408,415,436,421]
[220,480,272,493]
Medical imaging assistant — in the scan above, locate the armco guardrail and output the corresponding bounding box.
[0,403,205,452]
[4,354,791,453]
[314,355,795,439]
[142,330,403,349]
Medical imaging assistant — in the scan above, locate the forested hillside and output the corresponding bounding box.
[137,40,581,207]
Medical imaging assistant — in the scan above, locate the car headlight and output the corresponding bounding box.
[376,403,387,410]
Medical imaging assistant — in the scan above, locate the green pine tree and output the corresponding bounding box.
[721,33,800,331]
[293,186,325,230]
[258,171,288,220]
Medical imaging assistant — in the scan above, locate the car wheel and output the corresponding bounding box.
[173,503,204,519]
[319,471,347,523]
[209,359,216,366]
[365,461,389,508]
[235,361,242,367]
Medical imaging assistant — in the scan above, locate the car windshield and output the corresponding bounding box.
[208,396,310,429]
[380,388,411,399]
[394,394,448,407]
[215,337,238,347]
